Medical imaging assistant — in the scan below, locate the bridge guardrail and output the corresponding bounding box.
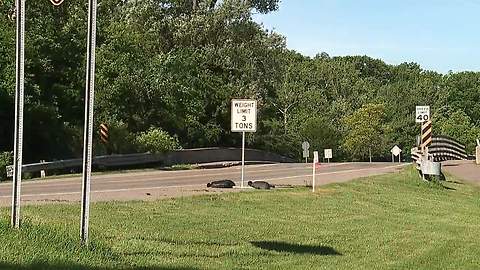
[411,135,468,163]
[5,147,294,178]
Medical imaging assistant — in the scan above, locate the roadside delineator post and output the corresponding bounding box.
[312,151,319,192]
[476,139,480,165]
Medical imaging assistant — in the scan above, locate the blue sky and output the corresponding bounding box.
[253,0,480,73]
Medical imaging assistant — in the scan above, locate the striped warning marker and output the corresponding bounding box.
[100,124,109,144]
[421,120,432,148]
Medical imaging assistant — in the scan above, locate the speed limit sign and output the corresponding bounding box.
[415,106,430,123]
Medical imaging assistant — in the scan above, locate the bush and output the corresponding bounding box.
[135,128,180,153]
[0,151,13,181]
[96,120,138,155]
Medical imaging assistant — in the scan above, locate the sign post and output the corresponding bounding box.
[231,100,257,188]
[11,0,26,229]
[80,0,98,246]
[324,149,332,163]
[312,151,319,192]
[302,141,310,163]
[416,105,431,151]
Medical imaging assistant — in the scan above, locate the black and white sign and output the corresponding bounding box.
[6,165,13,178]
[302,141,310,150]
[391,145,402,156]
[415,106,430,123]
[302,141,310,158]
[231,100,257,132]
[324,149,333,159]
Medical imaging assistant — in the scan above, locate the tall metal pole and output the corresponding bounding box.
[11,0,25,229]
[80,0,97,246]
[241,131,245,188]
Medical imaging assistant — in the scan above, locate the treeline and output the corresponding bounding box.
[0,0,479,164]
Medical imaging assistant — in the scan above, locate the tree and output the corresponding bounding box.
[435,109,480,153]
[343,104,391,161]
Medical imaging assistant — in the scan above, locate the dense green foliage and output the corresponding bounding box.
[1,0,479,162]
[343,103,391,160]
[1,167,480,269]
[135,127,180,153]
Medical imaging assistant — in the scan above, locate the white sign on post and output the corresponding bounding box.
[231,100,257,132]
[6,166,13,178]
[231,99,257,189]
[324,149,332,162]
[302,141,310,150]
[391,145,402,163]
[302,141,310,161]
[415,106,430,123]
[391,145,402,157]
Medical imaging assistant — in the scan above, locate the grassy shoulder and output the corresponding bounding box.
[1,166,480,269]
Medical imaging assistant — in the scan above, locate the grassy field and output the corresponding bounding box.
[1,167,480,269]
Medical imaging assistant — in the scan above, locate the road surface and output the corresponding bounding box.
[443,160,480,184]
[0,162,407,206]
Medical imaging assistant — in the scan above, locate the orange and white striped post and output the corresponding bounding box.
[100,124,109,144]
[421,120,432,155]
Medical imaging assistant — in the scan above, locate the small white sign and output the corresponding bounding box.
[324,149,333,159]
[6,165,13,178]
[416,106,430,123]
[303,150,309,158]
[313,151,319,163]
[302,141,310,150]
[391,145,402,157]
[231,99,257,132]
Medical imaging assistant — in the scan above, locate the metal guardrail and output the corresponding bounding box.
[5,147,295,177]
[411,135,468,163]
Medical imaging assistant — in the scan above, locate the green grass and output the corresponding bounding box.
[1,167,480,269]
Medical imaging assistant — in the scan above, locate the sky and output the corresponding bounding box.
[253,0,480,74]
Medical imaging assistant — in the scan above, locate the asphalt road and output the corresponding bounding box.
[0,162,407,206]
[443,160,480,184]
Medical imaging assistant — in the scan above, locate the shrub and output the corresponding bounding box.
[96,120,138,155]
[135,128,180,153]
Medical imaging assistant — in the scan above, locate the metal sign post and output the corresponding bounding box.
[231,99,257,188]
[241,131,245,187]
[80,0,98,246]
[11,0,26,229]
